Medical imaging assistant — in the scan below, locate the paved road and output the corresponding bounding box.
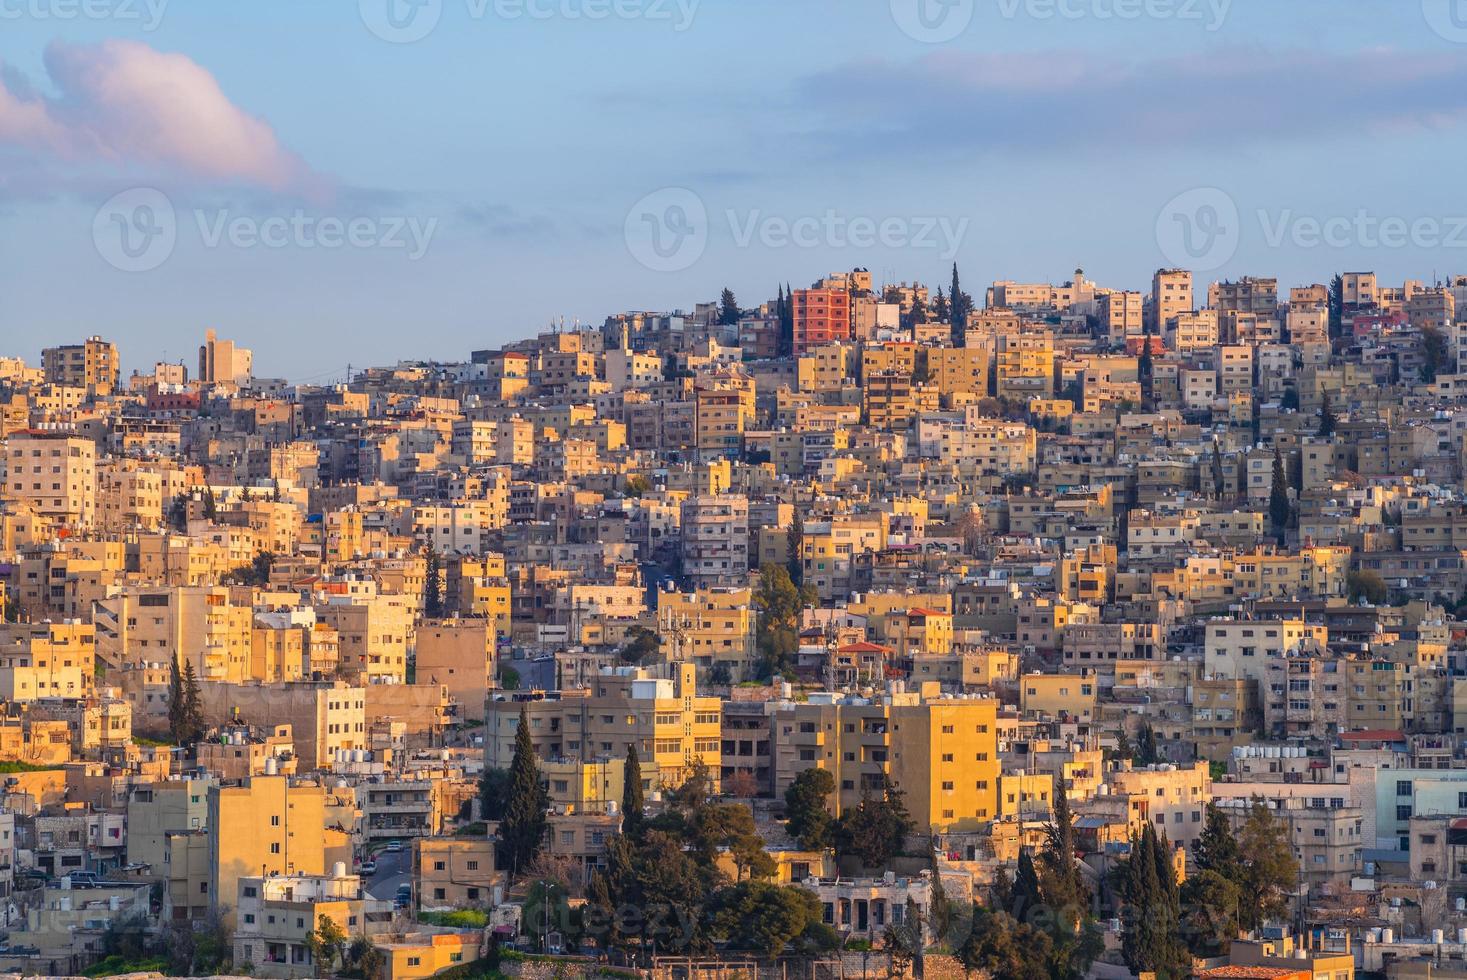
[365,847,410,902]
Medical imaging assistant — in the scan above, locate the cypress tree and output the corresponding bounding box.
[1041,776,1087,916]
[781,283,795,356]
[718,287,740,326]
[1269,447,1291,542]
[167,656,186,745]
[1012,848,1043,921]
[180,660,205,745]
[950,263,970,347]
[622,742,644,836]
[1192,802,1241,878]
[500,705,548,878]
[785,512,804,587]
[1211,441,1226,500]
[423,550,443,618]
[1318,390,1337,437]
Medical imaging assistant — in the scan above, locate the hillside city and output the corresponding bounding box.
[4,265,1467,980]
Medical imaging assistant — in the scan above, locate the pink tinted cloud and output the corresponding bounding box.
[0,39,326,196]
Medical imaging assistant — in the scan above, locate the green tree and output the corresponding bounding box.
[1236,798,1299,932]
[1211,441,1226,500]
[834,776,913,869]
[719,288,741,326]
[1192,803,1241,878]
[1347,568,1388,605]
[305,914,348,974]
[1423,324,1450,381]
[934,285,950,323]
[689,802,774,880]
[499,705,548,878]
[1133,719,1159,766]
[1318,390,1337,437]
[1010,849,1043,921]
[707,881,828,958]
[479,767,510,822]
[622,742,645,836]
[423,549,443,618]
[785,767,836,851]
[1114,822,1189,980]
[619,626,660,665]
[753,563,814,680]
[1039,776,1087,917]
[780,283,795,357]
[167,655,187,745]
[624,473,651,497]
[883,898,923,978]
[1180,868,1241,957]
[950,263,972,346]
[201,486,217,521]
[171,660,205,745]
[958,906,1051,980]
[785,512,805,587]
[1269,447,1291,542]
[1328,273,1343,337]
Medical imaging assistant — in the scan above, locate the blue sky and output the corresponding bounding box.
[3,0,1467,377]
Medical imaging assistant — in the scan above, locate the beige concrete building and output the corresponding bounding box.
[414,618,494,721]
[5,429,96,528]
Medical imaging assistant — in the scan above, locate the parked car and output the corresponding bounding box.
[394,884,412,909]
[359,860,377,875]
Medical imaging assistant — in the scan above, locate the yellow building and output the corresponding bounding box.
[1019,672,1097,727]
[376,930,481,980]
[771,685,1000,833]
[207,775,353,926]
[657,587,758,681]
[0,622,95,701]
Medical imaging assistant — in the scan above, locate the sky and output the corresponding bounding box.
[3,0,1467,378]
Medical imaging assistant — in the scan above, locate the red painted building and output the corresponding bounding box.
[792,288,852,354]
